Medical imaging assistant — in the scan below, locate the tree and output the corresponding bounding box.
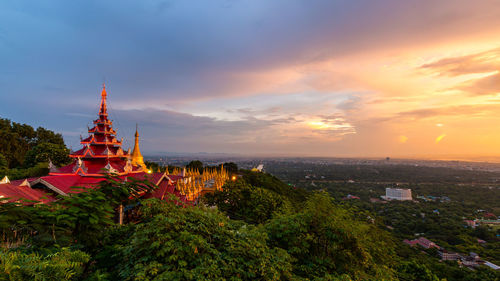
[265,191,397,280]
[23,143,71,168]
[397,260,440,281]
[202,180,291,224]
[33,127,65,146]
[0,248,90,281]
[221,162,238,174]
[0,154,7,176]
[106,198,293,280]
[240,169,309,205]
[0,175,156,249]
[186,160,203,172]
[0,118,68,168]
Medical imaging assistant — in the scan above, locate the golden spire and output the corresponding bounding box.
[99,83,108,116]
[131,124,146,170]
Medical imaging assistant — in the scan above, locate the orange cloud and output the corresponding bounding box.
[435,134,447,144]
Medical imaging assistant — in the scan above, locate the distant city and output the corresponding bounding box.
[145,154,500,173]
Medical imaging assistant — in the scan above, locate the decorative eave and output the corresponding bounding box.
[104,162,118,174]
[0,176,10,184]
[93,119,113,126]
[70,154,127,159]
[72,158,88,174]
[48,159,59,173]
[102,146,113,156]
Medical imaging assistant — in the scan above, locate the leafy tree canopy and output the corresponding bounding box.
[0,118,67,168]
[202,180,292,224]
[186,160,203,172]
[23,142,71,168]
[99,198,293,280]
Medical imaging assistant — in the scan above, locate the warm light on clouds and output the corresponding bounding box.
[2,1,500,157]
[308,121,331,130]
[435,134,447,144]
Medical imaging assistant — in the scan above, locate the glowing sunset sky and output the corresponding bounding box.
[1,1,500,158]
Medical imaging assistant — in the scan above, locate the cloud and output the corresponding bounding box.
[420,48,500,76]
[2,1,500,157]
[395,103,500,120]
[460,72,500,96]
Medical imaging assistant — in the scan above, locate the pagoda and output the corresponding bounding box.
[50,84,143,176]
[0,84,225,204]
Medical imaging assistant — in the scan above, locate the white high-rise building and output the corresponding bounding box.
[385,188,412,201]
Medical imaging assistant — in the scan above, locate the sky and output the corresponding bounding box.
[1,0,500,158]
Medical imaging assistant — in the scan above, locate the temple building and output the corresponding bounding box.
[0,85,229,204]
[0,85,229,205]
[48,84,143,177]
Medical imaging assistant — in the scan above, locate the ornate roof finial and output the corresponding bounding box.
[99,83,108,116]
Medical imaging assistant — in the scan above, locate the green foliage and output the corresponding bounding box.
[0,175,156,249]
[107,198,293,280]
[265,191,397,280]
[0,247,90,281]
[0,154,7,177]
[5,162,49,180]
[396,260,440,281]
[186,160,203,172]
[202,180,292,224]
[267,160,500,280]
[0,154,7,170]
[5,164,485,280]
[23,143,71,168]
[0,118,66,168]
[240,169,309,205]
[220,162,238,174]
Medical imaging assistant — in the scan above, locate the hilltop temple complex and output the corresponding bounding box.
[0,85,229,205]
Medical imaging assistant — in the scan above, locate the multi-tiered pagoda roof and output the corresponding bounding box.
[50,85,143,176]
[0,84,211,205]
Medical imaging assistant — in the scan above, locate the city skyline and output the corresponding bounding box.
[2,1,500,158]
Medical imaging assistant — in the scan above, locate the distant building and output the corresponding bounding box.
[484,212,496,219]
[478,219,500,226]
[343,194,360,200]
[416,237,438,249]
[403,237,439,249]
[464,220,477,228]
[384,188,412,201]
[403,239,417,246]
[461,256,479,267]
[439,250,459,261]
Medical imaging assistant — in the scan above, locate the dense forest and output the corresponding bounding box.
[0,118,71,180]
[2,168,463,280]
[265,162,500,281]
[1,119,498,280]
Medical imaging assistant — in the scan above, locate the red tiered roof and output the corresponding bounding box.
[51,84,142,176]
[7,85,191,205]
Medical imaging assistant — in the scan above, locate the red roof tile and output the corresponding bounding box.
[0,183,54,204]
